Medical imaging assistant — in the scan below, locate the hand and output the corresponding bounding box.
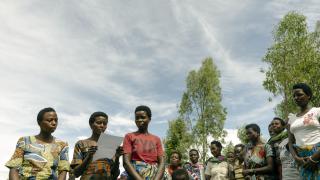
[242,169,251,176]
[294,156,307,166]
[115,146,124,158]
[303,156,318,171]
[87,146,98,157]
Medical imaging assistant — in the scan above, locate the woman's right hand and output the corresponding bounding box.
[87,146,98,157]
[294,155,306,166]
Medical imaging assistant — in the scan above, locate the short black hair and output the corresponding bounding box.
[89,111,108,125]
[234,144,245,149]
[293,83,312,99]
[245,123,260,134]
[135,105,152,118]
[172,169,190,180]
[210,140,222,149]
[171,150,182,160]
[273,117,286,126]
[37,107,56,125]
[189,149,199,155]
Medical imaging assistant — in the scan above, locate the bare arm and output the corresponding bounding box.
[154,155,165,180]
[9,168,19,180]
[243,157,273,176]
[110,146,123,179]
[57,171,67,180]
[205,174,211,180]
[72,146,97,177]
[287,125,306,166]
[123,153,143,180]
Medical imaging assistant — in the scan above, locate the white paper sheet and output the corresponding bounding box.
[92,133,123,161]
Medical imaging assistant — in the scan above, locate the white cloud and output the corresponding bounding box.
[1,1,320,176]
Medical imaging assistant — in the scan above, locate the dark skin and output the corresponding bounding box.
[189,150,199,164]
[123,111,165,180]
[268,124,275,137]
[205,144,222,180]
[169,153,181,171]
[72,116,123,178]
[271,119,285,135]
[9,111,67,180]
[242,128,273,177]
[288,88,319,171]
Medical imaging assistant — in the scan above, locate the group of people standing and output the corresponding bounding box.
[5,83,320,180]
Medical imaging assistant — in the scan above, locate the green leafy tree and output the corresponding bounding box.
[164,118,192,163]
[222,141,234,156]
[262,11,320,118]
[237,125,249,144]
[178,57,227,163]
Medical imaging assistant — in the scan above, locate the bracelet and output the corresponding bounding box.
[309,156,320,163]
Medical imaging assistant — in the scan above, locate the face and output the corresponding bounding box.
[268,125,275,136]
[293,88,310,107]
[234,146,244,160]
[39,111,58,133]
[90,116,108,134]
[246,128,259,142]
[227,152,235,163]
[271,119,284,134]
[170,153,181,166]
[210,144,221,157]
[135,111,150,131]
[189,150,199,163]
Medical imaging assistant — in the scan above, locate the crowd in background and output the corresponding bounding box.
[5,83,320,180]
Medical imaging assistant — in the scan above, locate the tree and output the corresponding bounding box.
[164,118,192,163]
[237,125,249,144]
[178,57,227,163]
[262,11,320,119]
[222,141,234,156]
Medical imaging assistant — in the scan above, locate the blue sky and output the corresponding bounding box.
[1,0,320,175]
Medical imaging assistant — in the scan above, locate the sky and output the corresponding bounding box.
[1,0,320,177]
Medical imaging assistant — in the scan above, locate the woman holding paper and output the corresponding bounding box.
[70,111,123,180]
[123,105,165,180]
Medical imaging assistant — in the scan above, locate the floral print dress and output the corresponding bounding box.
[244,143,274,180]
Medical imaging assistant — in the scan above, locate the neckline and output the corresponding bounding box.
[296,107,313,117]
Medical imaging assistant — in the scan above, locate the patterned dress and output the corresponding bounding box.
[205,156,228,180]
[70,139,119,180]
[183,162,205,180]
[244,143,274,180]
[5,136,70,180]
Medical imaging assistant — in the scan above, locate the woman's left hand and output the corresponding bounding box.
[242,169,253,176]
[115,146,124,158]
[303,157,318,171]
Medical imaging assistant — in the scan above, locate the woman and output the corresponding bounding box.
[70,111,123,180]
[288,83,320,179]
[6,107,70,180]
[243,123,274,180]
[123,105,165,180]
[184,149,205,180]
[165,151,183,180]
[205,140,228,180]
[232,144,245,180]
[267,117,288,179]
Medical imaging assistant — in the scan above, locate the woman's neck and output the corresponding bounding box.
[251,138,262,146]
[89,133,100,142]
[170,164,180,170]
[36,132,53,143]
[137,129,149,134]
[299,105,311,116]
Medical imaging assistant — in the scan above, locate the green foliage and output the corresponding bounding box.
[222,141,234,156]
[262,11,320,118]
[178,57,227,163]
[164,118,192,163]
[237,125,249,144]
